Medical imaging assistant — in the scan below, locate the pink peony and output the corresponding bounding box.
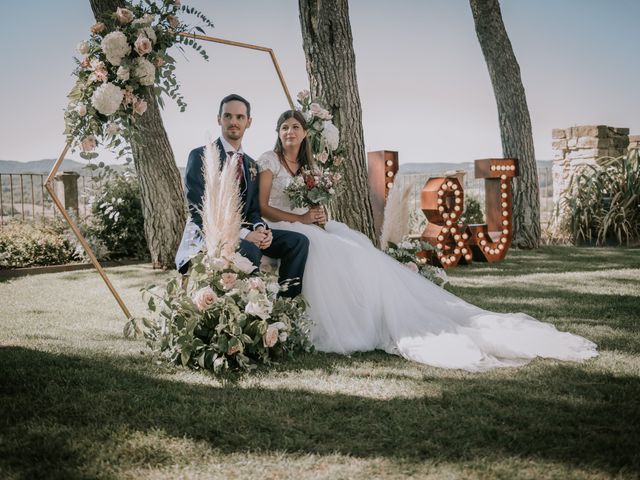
[192,286,217,312]
[262,325,279,348]
[133,98,148,115]
[134,35,152,56]
[80,135,97,152]
[220,272,238,290]
[90,22,106,34]
[115,7,135,24]
[168,15,180,29]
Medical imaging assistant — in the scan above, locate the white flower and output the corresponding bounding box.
[266,281,280,295]
[399,240,414,250]
[321,121,340,151]
[245,300,272,320]
[91,82,124,116]
[77,40,89,55]
[301,110,312,122]
[133,13,156,27]
[139,26,157,43]
[231,252,256,274]
[116,66,130,81]
[75,103,87,117]
[101,31,131,66]
[133,57,156,86]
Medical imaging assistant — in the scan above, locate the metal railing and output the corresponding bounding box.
[0,173,99,226]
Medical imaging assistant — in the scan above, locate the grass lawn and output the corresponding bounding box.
[1,246,639,479]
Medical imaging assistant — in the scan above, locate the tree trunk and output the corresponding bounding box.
[298,0,377,243]
[89,0,186,268]
[469,0,540,248]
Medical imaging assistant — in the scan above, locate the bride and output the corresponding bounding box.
[256,109,598,371]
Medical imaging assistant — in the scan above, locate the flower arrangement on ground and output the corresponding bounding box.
[384,237,449,287]
[284,90,345,208]
[133,145,313,373]
[64,0,213,160]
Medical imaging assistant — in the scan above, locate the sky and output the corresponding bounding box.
[1,0,638,167]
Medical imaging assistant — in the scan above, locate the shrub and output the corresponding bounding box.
[89,165,149,260]
[561,151,640,246]
[0,219,77,268]
[461,195,485,225]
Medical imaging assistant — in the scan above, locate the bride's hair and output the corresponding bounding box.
[274,110,314,173]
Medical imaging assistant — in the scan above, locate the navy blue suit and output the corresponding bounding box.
[179,138,309,297]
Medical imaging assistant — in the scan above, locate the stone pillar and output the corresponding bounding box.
[54,171,80,216]
[552,125,629,204]
[629,135,640,153]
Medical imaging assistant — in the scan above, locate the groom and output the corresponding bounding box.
[175,94,309,297]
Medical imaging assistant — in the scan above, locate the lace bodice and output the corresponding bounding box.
[257,151,307,215]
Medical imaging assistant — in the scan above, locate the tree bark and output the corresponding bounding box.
[89,0,186,268]
[469,0,540,248]
[298,0,377,243]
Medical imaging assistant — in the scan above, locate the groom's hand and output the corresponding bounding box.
[246,227,272,250]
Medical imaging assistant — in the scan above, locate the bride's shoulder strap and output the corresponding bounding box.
[256,150,280,174]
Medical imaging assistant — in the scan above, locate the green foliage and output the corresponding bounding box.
[90,165,149,259]
[561,151,640,246]
[0,219,77,268]
[137,252,313,374]
[460,195,485,225]
[384,238,449,287]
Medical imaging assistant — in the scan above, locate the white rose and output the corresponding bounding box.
[139,26,157,43]
[116,66,130,81]
[133,13,155,27]
[231,252,256,274]
[77,40,89,55]
[133,57,156,86]
[321,121,340,151]
[246,301,272,320]
[75,103,87,117]
[101,31,131,66]
[91,82,124,116]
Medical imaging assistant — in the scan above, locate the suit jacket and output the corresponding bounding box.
[175,138,263,270]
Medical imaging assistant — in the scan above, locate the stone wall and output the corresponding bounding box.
[551,125,629,204]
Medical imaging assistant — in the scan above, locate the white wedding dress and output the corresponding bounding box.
[257,151,598,371]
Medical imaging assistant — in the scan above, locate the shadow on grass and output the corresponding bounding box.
[1,347,638,478]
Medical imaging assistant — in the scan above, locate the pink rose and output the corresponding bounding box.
[262,325,279,348]
[134,35,152,56]
[80,135,97,152]
[192,286,217,312]
[80,57,91,69]
[227,343,241,356]
[123,88,136,106]
[115,7,135,24]
[92,61,108,82]
[90,22,106,34]
[405,261,419,273]
[133,98,148,115]
[315,151,329,164]
[297,89,310,102]
[168,15,179,29]
[220,272,238,290]
[248,277,265,291]
[154,56,165,67]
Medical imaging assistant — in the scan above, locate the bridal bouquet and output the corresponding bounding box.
[385,237,449,287]
[284,90,346,208]
[132,145,313,374]
[64,0,213,161]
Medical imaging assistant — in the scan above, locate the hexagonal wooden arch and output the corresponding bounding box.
[47,33,295,319]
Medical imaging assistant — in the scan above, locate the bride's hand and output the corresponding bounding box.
[300,206,325,225]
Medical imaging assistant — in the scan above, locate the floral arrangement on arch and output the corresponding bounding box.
[385,237,449,287]
[133,145,313,373]
[64,0,213,161]
[284,90,346,208]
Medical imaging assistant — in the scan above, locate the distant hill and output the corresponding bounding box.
[0,159,89,174]
[399,160,552,175]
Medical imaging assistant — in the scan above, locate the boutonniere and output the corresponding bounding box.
[248,163,258,181]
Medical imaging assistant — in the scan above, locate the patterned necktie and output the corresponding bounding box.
[227,151,244,183]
